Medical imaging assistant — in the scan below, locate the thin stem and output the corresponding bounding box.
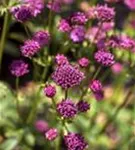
[24,25,31,38]
[41,66,48,82]
[0,11,10,71]
[15,77,21,118]
[92,66,102,80]
[65,89,68,99]
[26,86,42,124]
[99,86,134,134]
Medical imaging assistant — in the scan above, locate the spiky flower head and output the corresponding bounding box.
[47,1,61,12]
[78,57,90,68]
[21,40,40,57]
[94,50,115,67]
[58,19,71,33]
[95,5,115,22]
[24,0,45,16]
[45,128,58,141]
[52,64,85,89]
[70,12,88,25]
[33,30,50,47]
[64,133,88,150]
[55,54,69,66]
[10,60,29,77]
[70,26,85,43]
[89,80,104,101]
[44,85,56,98]
[57,99,77,118]
[77,100,90,112]
[11,6,32,22]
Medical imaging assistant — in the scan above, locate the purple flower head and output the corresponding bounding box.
[44,85,56,98]
[58,19,71,33]
[111,63,123,74]
[11,5,32,22]
[70,26,85,43]
[64,133,88,150]
[94,91,104,101]
[24,0,44,16]
[45,128,58,141]
[57,99,77,118]
[52,64,85,89]
[34,120,49,133]
[124,0,135,10]
[77,100,90,112]
[89,80,104,101]
[107,36,120,48]
[90,80,103,93]
[78,57,90,68]
[94,50,115,67]
[70,12,88,25]
[85,27,106,44]
[95,5,115,22]
[101,22,115,31]
[97,39,106,50]
[47,1,61,12]
[119,35,135,50]
[21,40,40,57]
[10,60,29,77]
[33,30,50,47]
[55,54,69,66]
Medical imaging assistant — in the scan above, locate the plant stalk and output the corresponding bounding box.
[0,11,10,71]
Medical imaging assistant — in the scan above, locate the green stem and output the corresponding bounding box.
[65,89,68,99]
[26,86,42,124]
[92,66,102,80]
[15,77,20,115]
[0,11,10,71]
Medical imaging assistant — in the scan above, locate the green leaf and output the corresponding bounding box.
[0,138,18,150]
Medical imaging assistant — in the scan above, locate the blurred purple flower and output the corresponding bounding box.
[35,120,49,133]
[111,63,123,74]
[55,54,69,66]
[10,6,32,22]
[78,57,90,68]
[10,60,29,77]
[45,128,58,141]
[58,19,71,33]
[24,0,44,16]
[77,100,90,112]
[70,26,85,43]
[124,0,135,10]
[89,80,104,101]
[33,30,50,47]
[95,5,115,22]
[70,12,88,25]
[47,0,61,12]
